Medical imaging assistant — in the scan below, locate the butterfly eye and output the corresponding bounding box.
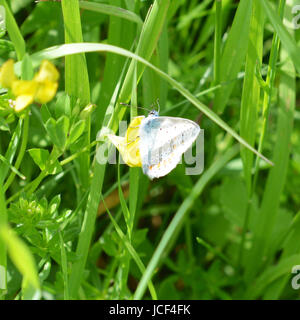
[148,110,159,117]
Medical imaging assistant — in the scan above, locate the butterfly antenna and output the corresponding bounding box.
[156,98,160,113]
[120,102,152,113]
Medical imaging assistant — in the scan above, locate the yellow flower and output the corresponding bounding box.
[33,60,59,105]
[0,59,16,89]
[12,80,37,112]
[34,60,59,83]
[0,59,59,113]
[107,116,144,167]
[34,80,58,104]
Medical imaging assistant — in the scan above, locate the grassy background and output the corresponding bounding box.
[0,0,299,300]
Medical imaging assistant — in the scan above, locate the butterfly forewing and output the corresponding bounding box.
[139,116,200,179]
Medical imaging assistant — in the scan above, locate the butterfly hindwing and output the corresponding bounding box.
[139,116,200,179]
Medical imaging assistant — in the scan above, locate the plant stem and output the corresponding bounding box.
[4,114,29,192]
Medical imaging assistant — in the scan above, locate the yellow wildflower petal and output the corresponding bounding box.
[107,134,126,151]
[125,116,144,143]
[123,116,144,167]
[0,59,16,89]
[107,133,142,168]
[35,80,58,104]
[12,80,38,97]
[14,95,34,113]
[124,137,141,167]
[34,60,59,83]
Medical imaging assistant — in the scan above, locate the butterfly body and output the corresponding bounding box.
[106,107,200,179]
[139,113,200,179]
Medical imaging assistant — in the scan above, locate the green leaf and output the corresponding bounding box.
[68,120,85,145]
[55,93,71,119]
[28,148,62,175]
[0,224,40,290]
[57,115,70,141]
[45,118,60,148]
[99,233,118,257]
[21,53,34,80]
[40,104,52,124]
[28,148,49,171]
[220,176,248,227]
[45,116,69,151]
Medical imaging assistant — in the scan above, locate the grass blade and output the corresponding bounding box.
[244,7,296,283]
[240,0,264,195]
[260,0,300,75]
[79,1,143,26]
[252,0,285,190]
[94,0,137,132]
[21,42,273,165]
[215,0,252,114]
[134,145,239,299]
[0,224,40,292]
[0,154,26,181]
[61,0,91,191]
[0,0,25,60]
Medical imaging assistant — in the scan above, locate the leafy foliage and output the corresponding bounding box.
[0,0,299,300]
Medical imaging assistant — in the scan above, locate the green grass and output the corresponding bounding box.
[0,0,299,300]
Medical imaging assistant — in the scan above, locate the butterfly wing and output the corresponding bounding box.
[139,116,200,179]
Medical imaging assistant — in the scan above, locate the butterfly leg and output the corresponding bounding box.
[126,136,140,145]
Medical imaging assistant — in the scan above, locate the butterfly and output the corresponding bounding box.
[107,104,200,180]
